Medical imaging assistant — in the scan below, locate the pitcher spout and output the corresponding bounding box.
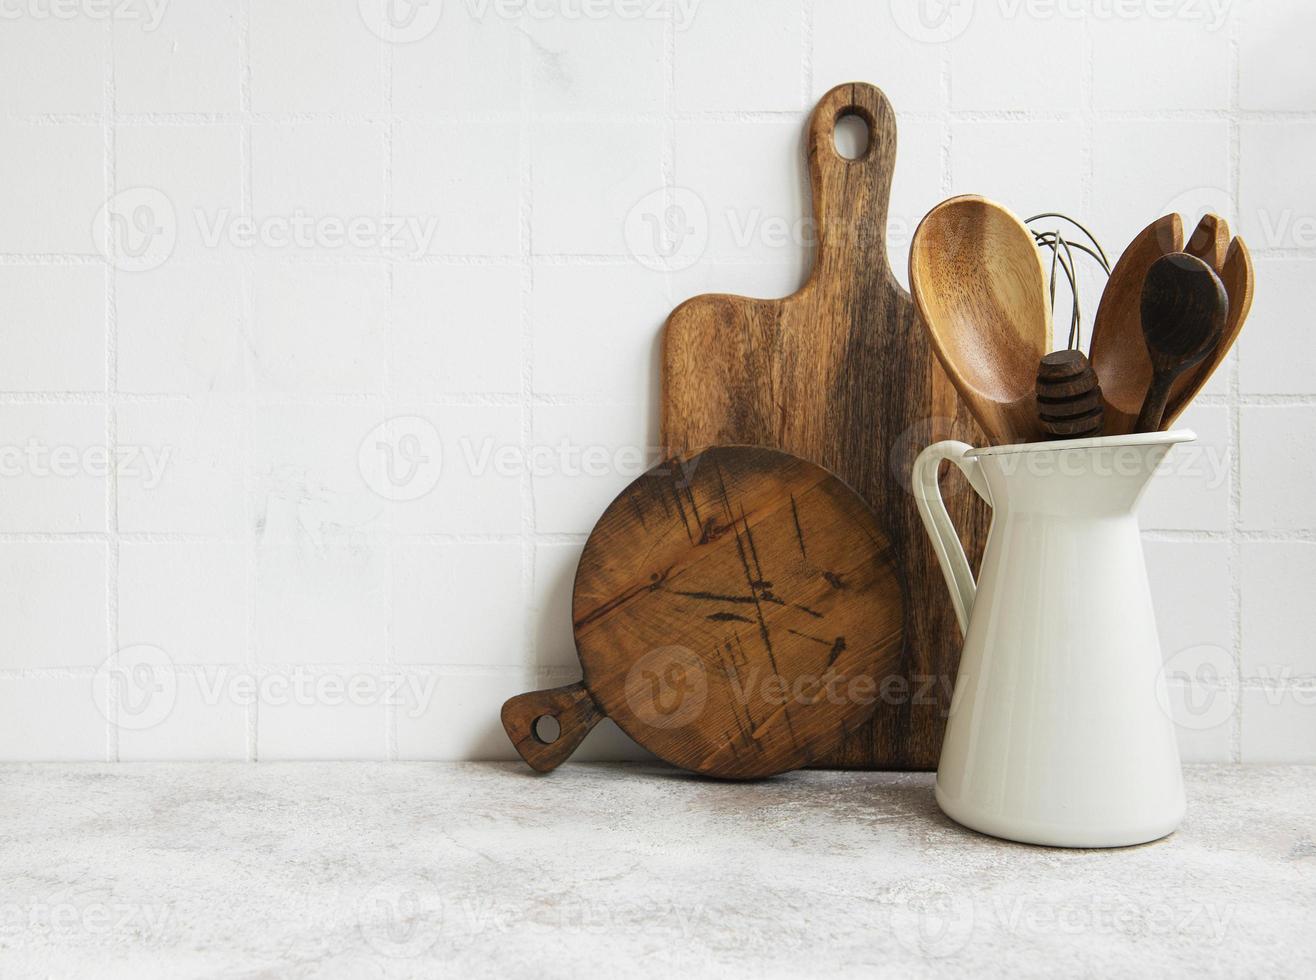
[968,430,1197,518]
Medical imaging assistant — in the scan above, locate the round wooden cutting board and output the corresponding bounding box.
[502,446,905,778]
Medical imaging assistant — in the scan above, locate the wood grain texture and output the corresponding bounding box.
[660,83,990,771]
[1163,233,1254,428]
[1091,214,1184,434]
[1185,212,1229,272]
[502,446,906,778]
[1092,213,1254,433]
[1135,252,1228,432]
[501,682,602,773]
[910,194,1051,445]
[1036,349,1103,438]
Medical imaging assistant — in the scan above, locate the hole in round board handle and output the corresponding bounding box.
[532,714,561,745]
[833,111,870,161]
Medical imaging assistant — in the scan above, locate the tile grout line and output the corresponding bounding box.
[1227,4,1244,764]
[9,107,1315,124]
[1080,4,1094,217]
[238,0,258,763]
[800,0,814,105]
[102,15,119,764]
[938,22,952,196]
[518,18,538,689]
[9,526,1316,543]
[14,660,1309,689]
[11,389,1316,407]
[48,660,1311,687]
[381,23,398,762]
[1,246,1311,269]
[659,0,677,409]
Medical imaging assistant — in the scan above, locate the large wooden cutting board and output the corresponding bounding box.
[660,82,990,770]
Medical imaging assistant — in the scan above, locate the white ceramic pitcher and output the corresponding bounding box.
[913,430,1194,848]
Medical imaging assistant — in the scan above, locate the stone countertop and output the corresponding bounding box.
[0,763,1311,978]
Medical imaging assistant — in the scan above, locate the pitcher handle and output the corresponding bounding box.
[912,441,991,637]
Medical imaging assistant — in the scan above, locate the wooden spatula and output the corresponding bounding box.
[1091,213,1254,433]
[1090,214,1184,434]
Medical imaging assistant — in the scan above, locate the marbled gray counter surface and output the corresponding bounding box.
[0,763,1311,978]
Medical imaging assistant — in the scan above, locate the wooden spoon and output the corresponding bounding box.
[1162,233,1254,428]
[1089,214,1184,435]
[910,195,1050,444]
[1135,252,1228,432]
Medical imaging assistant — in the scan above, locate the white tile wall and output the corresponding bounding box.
[0,266,107,391]
[0,0,1311,763]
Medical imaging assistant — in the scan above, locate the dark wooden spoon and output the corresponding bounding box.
[1135,252,1228,432]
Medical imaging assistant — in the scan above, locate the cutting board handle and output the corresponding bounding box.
[500,682,602,773]
[806,82,898,266]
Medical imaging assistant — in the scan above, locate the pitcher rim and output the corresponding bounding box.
[965,429,1197,458]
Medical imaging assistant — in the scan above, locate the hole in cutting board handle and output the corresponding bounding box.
[532,714,561,744]
[833,111,870,161]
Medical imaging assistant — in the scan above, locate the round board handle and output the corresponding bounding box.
[500,682,602,773]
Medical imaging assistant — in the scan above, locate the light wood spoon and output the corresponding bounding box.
[1135,252,1228,432]
[910,195,1050,445]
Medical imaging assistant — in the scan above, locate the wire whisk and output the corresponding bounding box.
[1026,212,1111,439]
[1025,212,1111,352]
